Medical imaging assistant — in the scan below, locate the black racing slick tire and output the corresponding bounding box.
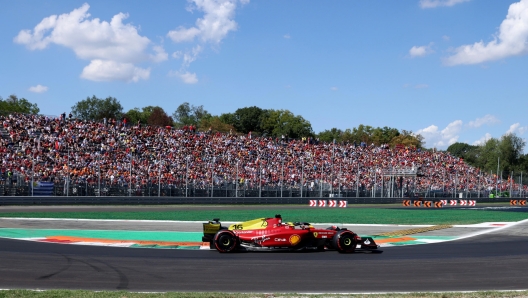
[213,230,238,253]
[332,230,357,253]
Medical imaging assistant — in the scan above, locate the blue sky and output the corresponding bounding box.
[1,0,528,150]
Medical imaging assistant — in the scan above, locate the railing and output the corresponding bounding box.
[0,180,522,198]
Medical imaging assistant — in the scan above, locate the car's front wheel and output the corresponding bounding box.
[213,230,238,253]
[332,230,357,253]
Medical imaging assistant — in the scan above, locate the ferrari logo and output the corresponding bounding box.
[313,232,318,237]
[289,234,301,245]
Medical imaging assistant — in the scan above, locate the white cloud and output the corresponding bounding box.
[330,86,338,91]
[444,0,528,66]
[468,114,500,128]
[473,133,492,145]
[506,123,528,135]
[169,71,198,84]
[417,120,463,148]
[167,0,247,44]
[419,0,471,9]
[167,0,248,83]
[13,3,163,82]
[283,34,291,39]
[81,60,150,82]
[409,44,434,57]
[442,35,450,41]
[28,84,48,93]
[183,45,203,68]
[150,46,168,63]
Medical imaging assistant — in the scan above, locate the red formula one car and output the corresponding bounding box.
[202,214,380,253]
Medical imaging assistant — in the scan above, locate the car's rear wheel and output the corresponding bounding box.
[213,230,238,253]
[332,230,357,253]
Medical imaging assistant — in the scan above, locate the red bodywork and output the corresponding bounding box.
[232,216,341,248]
[204,215,380,253]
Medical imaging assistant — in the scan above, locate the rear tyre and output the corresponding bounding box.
[332,230,357,253]
[213,230,238,253]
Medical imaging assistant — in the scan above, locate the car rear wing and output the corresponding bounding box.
[202,219,224,245]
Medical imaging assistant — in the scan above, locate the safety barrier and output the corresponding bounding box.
[309,200,347,208]
[0,196,519,206]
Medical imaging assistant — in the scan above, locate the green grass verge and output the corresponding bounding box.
[1,290,528,298]
[1,207,527,225]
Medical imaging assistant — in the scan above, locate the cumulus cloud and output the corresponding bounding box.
[409,44,434,57]
[506,123,528,135]
[150,46,168,63]
[419,0,471,9]
[170,71,198,84]
[467,114,500,128]
[13,3,165,82]
[167,0,248,83]
[473,133,492,145]
[444,0,528,66]
[29,84,48,93]
[416,120,463,148]
[81,60,150,82]
[168,0,246,44]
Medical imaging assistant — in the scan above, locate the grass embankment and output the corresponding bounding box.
[1,290,528,298]
[1,206,527,225]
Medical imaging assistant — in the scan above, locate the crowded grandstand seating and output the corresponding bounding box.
[0,112,524,197]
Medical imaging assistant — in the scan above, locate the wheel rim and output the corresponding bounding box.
[222,237,231,246]
[343,237,352,246]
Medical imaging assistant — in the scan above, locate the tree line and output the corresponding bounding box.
[66,96,424,146]
[447,134,528,178]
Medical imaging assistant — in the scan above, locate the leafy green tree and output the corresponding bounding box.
[199,115,235,133]
[371,127,400,145]
[172,102,211,127]
[0,94,40,114]
[477,137,501,173]
[497,133,525,173]
[261,109,313,139]
[124,106,164,125]
[71,96,123,121]
[446,142,480,165]
[230,106,268,134]
[123,108,144,124]
[317,128,343,143]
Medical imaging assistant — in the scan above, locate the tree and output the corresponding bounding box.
[389,130,423,148]
[261,109,314,139]
[446,142,480,165]
[124,106,164,125]
[172,102,211,127]
[230,106,268,134]
[199,115,235,133]
[147,107,173,127]
[0,94,40,114]
[317,128,343,143]
[71,96,123,121]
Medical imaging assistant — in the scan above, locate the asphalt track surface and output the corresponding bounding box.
[0,208,528,293]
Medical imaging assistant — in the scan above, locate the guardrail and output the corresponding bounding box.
[0,196,516,205]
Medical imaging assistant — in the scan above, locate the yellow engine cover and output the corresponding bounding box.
[228,218,269,230]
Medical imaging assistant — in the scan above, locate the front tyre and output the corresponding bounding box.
[213,230,238,253]
[332,230,357,253]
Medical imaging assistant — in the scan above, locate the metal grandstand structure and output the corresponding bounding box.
[382,168,423,198]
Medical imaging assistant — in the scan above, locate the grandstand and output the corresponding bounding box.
[0,112,525,197]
